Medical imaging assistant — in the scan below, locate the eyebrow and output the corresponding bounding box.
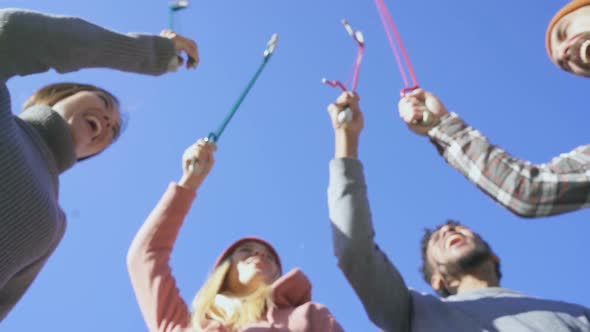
[239,244,276,259]
[97,93,112,110]
[430,231,441,246]
[556,21,570,43]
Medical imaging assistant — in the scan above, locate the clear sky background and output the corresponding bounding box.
[2,1,589,331]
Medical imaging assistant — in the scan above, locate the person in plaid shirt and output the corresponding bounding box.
[398,88,590,218]
[396,1,590,218]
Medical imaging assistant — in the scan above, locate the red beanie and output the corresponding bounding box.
[214,237,283,273]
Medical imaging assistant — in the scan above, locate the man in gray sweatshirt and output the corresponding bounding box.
[326,91,590,332]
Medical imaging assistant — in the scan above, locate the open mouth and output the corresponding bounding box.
[579,40,590,64]
[563,33,590,70]
[446,234,464,249]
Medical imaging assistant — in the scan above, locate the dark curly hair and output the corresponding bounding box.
[419,220,502,297]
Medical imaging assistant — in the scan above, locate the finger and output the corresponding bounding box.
[404,112,423,125]
[344,91,360,110]
[406,88,423,97]
[403,88,426,103]
[335,91,352,107]
[208,152,216,168]
[186,40,199,67]
[399,107,414,122]
[399,97,423,113]
[346,90,360,101]
[404,97,423,107]
[208,142,218,152]
[399,106,423,124]
[327,103,342,116]
[176,55,185,67]
[176,37,199,68]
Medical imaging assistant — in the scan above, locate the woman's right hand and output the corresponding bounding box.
[160,30,199,69]
[178,138,217,191]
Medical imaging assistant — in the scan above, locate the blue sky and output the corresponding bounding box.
[3,0,589,331]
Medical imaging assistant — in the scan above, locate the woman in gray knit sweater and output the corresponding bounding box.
[0,8,198,321]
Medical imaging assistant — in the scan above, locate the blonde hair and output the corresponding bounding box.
[192,260,276,332]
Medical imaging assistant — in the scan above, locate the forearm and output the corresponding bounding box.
[328,158,411,331]
[335,131,359,159]
[0,8,176,82]
[127,183,195,331]
[429,113,590,217]
[127,183,195,267]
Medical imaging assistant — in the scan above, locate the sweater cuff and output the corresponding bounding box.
[428,112,462,137]
[123,33,178,75]
[427,112,467,153]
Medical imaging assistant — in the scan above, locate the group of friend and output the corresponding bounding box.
[1,2,590,331]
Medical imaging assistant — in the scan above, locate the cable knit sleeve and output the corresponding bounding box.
[127,183,196,332]
[0,8,177,82]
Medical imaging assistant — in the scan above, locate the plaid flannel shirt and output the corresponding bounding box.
[428,112,590,217]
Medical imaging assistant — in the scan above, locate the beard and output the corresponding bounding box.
[439,240,493,279]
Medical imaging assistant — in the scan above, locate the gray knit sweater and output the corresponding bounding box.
[0,8,177,321]
[328,158,590,332]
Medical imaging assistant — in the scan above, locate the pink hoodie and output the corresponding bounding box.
[127,183,344,332]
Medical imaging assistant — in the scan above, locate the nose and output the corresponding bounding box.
[252,248,271,261]
[438,225,457,241]
[439,225,452,235]
[252,248,264,257]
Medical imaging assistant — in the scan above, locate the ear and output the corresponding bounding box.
[430,272,445,292]
[491,253,500,264]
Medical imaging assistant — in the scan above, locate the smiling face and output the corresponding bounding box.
[548,4,590,76]
[427,223,481,269]
[224,241,281,296]
[422,221,498,296]
[52,91,121,159]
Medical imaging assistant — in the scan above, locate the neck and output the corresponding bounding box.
[227,281,263,298]
[18,105,77,173]
[450,260,499,295]
[455,274,498,294]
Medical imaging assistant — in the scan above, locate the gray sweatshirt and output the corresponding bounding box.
[328,158,590,332]
[0,8,177,321]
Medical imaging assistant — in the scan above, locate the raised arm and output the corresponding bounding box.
[398,88,590,217]
[127,139,216,332]
[0,8,199,82]
[327,92,412,332]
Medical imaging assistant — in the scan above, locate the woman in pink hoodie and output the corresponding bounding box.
[127,139,344,332]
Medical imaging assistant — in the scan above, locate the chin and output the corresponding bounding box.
[574,68,590,77]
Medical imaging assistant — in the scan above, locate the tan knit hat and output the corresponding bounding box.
[546,0,590,56]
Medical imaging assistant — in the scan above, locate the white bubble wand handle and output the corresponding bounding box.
[338,107,353,124]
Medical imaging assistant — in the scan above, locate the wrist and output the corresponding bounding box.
[178,175,201,192]
[335,131,360,159]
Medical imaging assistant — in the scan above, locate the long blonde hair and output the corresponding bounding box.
[192,260,276,331]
